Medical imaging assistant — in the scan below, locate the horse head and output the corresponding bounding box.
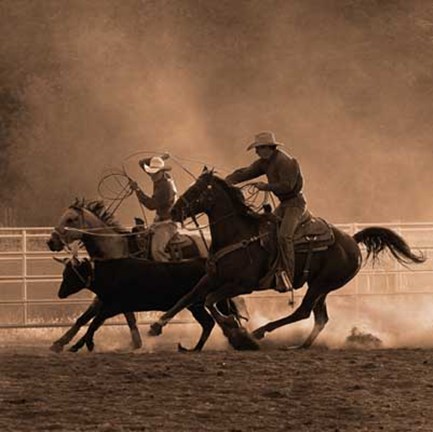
[53,256,92,299]
[47,205,88,251]
[47,199,129,259]
[46,230,65,252]
[171,167,251,224]
[171,167,219,223]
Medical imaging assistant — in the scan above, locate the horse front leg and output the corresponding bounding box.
[50,298,101,352]
[178,305,215,352]
[148,274,211,337]
[123,312,142,350]
[205,284,259,351]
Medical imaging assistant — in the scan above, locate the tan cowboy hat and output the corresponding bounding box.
[246,131,284,151]
[141,156,172,174]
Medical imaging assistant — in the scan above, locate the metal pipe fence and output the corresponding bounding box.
[0,224,432,329]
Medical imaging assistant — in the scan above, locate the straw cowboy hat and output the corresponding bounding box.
[246,131,284,151]
[140,156,172,174]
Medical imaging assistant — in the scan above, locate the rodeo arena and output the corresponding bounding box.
[1,151,433,432]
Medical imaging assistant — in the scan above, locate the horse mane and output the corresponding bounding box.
[70,198,128,233]
[210,175,264,221]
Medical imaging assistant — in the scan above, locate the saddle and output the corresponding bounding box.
[259,212,335,290]
[260,212,335,255]
[130,222,206,261]
[166,232,207,261]
[293,214,335,252]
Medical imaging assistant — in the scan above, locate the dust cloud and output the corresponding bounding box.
[2,293,433,351]
[1,0,432,226]
[247,292,433,350]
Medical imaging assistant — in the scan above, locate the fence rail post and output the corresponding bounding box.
[0,224,432,329]
[22,229,28,326]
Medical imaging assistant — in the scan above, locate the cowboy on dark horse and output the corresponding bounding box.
[129,153,178,262]
[225,131,306,292]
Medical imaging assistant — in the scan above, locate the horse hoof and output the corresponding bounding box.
[223,315,240,329]
[177,343,201,353]
[177,343,191,353]
[148,322,163,337]
[49,343,64,353]
[68,345,79,353]
[86,342,95,352]
[132,333,143,350]
[252,328,266,340]
[278,345,299,351]
[298,343,310,350]
[132,341,143,350]
[228,328,260,351]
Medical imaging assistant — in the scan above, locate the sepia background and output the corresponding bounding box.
[1,0,432,227]
[1,5,433,431]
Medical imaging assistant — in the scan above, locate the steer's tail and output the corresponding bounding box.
[353,227,426,266]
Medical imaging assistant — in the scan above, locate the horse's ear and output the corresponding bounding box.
[202,166,215,175]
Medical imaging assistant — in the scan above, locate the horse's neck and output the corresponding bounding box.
[208,205,257,251]
[81,218,129,260]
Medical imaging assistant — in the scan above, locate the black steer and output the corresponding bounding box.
[59,257,239,352]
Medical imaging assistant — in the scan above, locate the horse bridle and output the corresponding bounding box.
[52,206,87,247]
[176,179,242,231]
[177,179,269,271]
[176,183,214,227]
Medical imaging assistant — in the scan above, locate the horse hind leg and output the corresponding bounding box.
[299,295,329,349]
[252,285,322,341]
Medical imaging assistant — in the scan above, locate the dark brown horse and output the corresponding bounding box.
[149,168,426,350]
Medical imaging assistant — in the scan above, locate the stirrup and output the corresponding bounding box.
[275,270,293,293]
[280,271,296,308]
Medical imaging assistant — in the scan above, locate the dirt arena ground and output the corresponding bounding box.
[1,325,433,432]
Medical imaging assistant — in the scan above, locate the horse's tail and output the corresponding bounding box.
[353,227,426,266]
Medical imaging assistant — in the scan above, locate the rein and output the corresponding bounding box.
[180,211,236,231]
[178,177,271,272]
[56,206,137,239]
[63,226,140,238]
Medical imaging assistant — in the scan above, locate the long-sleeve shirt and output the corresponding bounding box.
[136,173,177,222]
[225,150,306,206]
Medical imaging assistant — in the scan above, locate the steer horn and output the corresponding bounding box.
[52,256,70,266]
